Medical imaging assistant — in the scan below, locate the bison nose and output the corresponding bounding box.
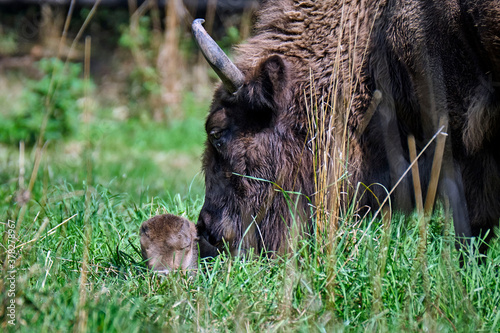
[197,209,221,246]
[196,211,221,258]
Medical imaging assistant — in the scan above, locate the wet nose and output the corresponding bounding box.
[196,210,221,258]
[197,209,220,246]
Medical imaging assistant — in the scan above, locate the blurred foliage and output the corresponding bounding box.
[0,29,17,55]
[119,16,157,54]
[116,10,246,120]
[118,15,162,119]
[0,58,93,146]
[220,26,242,51]
[79,7,130,44]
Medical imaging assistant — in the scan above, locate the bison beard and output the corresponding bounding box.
[194,0,500,256]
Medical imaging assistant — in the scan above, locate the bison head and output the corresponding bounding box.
[193,19,313,256]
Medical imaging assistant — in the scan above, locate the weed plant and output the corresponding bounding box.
[0,58,90,146]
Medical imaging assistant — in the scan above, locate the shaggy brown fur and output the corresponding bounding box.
[140,214,198,273]
[196,0,500,255]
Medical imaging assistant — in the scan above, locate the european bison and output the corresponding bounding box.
[192,0,500,256]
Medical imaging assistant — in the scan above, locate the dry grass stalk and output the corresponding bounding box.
[306,85,345,245]
[416,210,431,322]
[307,1,378,248]
[127,0,137,15]
[403,117,448,326]
[305,5,376,311]
[40,5,65,55]
[205,0,218,36]
[129,0,192,120]
[157,0,185,119]
[14,0,76,235]
[129,0,158,69]
[16,142,29,204]
[408,135,424,214]
[424,116,448,215]
[365,124,446,231]
[302,6,452,324]
[74,36,93,333]
[128,0,164,120]
[14,214,77,251]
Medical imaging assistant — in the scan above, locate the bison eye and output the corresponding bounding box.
[208,128,227,151]
[211,130,222,140]
[209,128,227,142]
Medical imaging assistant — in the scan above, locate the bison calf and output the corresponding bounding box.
[140,214,199,274]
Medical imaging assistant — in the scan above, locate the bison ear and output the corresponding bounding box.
[254,55,290,109]
[239,55,290,126]
[257,55,288,98]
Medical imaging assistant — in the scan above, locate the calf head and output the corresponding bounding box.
[140,214,198,273]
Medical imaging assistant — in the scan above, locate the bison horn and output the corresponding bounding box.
[192,18,245,93]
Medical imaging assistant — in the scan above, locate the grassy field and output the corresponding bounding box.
[1,8,500,332]
[1,145,500,333]
[1,69,500,333]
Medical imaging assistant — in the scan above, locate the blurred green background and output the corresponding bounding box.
[0,0,258,203]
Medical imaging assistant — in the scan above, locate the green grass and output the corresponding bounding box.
[2,181,500,332]
[1,72,500,333]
